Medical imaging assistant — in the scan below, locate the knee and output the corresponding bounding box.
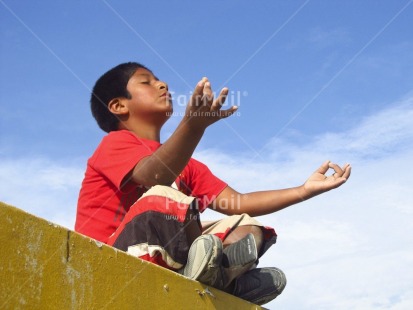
[249,226,264,251]
[227,225,263,252]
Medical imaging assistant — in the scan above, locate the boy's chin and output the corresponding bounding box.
[160,101,173,110]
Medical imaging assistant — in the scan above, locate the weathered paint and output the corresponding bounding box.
[0,202,263,310]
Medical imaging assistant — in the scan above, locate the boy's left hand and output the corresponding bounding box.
[303,161,351,198]
[184,77,238,131]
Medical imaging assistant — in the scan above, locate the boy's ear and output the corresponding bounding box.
[108,98,128,115]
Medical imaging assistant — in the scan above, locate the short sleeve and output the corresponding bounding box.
[181,158,227,212]
[90,131,159,190]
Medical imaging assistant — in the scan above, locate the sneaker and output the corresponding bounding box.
[222,233,258,268]
[221,233,258,288]
[180,234,224,287]
[232,267,287,305]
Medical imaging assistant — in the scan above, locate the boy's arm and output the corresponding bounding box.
[128,78,238,187]
[211,161,351,216]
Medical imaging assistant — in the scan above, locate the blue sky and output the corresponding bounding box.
[1,1,413,309]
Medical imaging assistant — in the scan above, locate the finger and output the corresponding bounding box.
[194,77,207,95]
[211,87,229,111]
[218,106,238,118]
[192,77,207,105]
[316,161,330,175]
[202,81,214,103]
[342,164,351,180]
[328,162,344,177]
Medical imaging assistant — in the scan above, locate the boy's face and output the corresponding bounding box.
[124,68,172,123]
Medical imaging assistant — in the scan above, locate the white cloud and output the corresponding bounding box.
[0,157,84,229]
[276,249,413,310]
[199,96,413,309]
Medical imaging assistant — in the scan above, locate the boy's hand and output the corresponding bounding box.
[184,77,238,130]
[303,161,351,198]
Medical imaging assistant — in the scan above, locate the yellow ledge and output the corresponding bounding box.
[0,202,264,310]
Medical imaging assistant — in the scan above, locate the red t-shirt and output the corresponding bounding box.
[75,130,227,243]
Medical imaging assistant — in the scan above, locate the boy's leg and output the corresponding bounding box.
[232,267,287,305]
[108,185,201,270]
[201,214,278,287]
[221,225,264,288]
[108,185,225,288]
[202,213,277,260]
[179,233,224,287]
[201,214,287,304]
[222,225,263,252]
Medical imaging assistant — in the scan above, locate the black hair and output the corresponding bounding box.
[90,62,150,132]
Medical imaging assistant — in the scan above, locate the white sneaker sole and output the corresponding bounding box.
[183,234,223,285]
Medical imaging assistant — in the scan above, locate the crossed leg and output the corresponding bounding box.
[223,225,263,251]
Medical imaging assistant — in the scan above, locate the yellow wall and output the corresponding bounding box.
[0,202,263,310]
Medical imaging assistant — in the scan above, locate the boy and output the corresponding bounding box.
[75,62,351,305]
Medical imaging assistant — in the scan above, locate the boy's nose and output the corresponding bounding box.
[157,81,168,90]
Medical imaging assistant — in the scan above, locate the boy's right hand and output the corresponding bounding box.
[184,77,238,131]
